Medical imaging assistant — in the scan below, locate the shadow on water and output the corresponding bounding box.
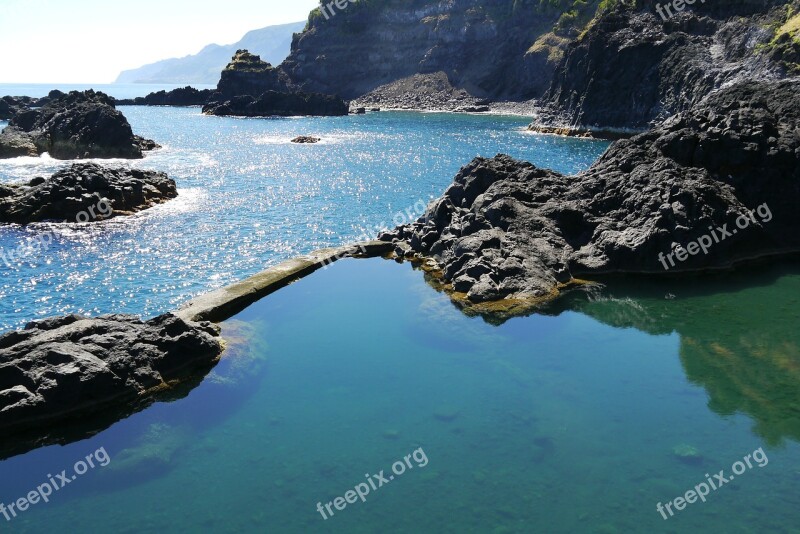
[0,367,216,463]
[0,319,270,477]
[421,257,800,446]
[543,260,800,447]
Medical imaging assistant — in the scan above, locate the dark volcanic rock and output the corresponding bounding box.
[0,313,223,447]
[291,136,321,144]
[382,80,800,305]
[0,90,159,160]
[217,49,293,98]
[350,72,485,112]
[537,1,793,132]
[281,0,604,101]
[0,96,34,121]
[202,90,348,117]
[114,51,293,107]
[115,86,216,107]
[0,163,178,224]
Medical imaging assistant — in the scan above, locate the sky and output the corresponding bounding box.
[0,0,319,83]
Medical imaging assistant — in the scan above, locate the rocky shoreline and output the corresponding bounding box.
[0,313,223,458]
[379,79,800,312]
[1,0,797,463]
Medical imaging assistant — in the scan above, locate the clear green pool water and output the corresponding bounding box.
[2,258,799,533]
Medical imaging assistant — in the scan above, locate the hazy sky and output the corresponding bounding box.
[0,0,319,83]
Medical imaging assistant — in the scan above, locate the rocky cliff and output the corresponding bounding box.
[535,0,799,133]
[280,0,797,130]
[281,0,609,100]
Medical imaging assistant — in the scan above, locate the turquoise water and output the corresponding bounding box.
[3,92,797,533]
[2,258,799,533]
[0,107,608,330]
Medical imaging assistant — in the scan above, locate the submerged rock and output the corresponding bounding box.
[0,163,178,224]
[381,80,800,308]
[673,444,704,465]
[0,313,223,444]
[0,90,159,160]
[106,422,191,478]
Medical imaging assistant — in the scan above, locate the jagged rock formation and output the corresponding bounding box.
[533,0,798,133]
[380,80,800,306]
[216,49,293,98]
[0,313,223,446]
[0,96,35,121]
[0,90,159,159]
[0,163,178,224]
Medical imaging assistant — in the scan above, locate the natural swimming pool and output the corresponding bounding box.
[0,107,608,331]
[2,257,799,533]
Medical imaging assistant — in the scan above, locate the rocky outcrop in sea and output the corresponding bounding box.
[0,90,159,159]
[119,50,349,118]
[0,163,178,224]
[380,79,800,308]
[216,49,293,98]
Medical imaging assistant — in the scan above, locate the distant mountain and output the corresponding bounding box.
[115,21,306,84]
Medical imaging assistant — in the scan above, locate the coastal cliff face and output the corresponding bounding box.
[281,0,797,129]
[538,0,799,131]
[282,0,606,100]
